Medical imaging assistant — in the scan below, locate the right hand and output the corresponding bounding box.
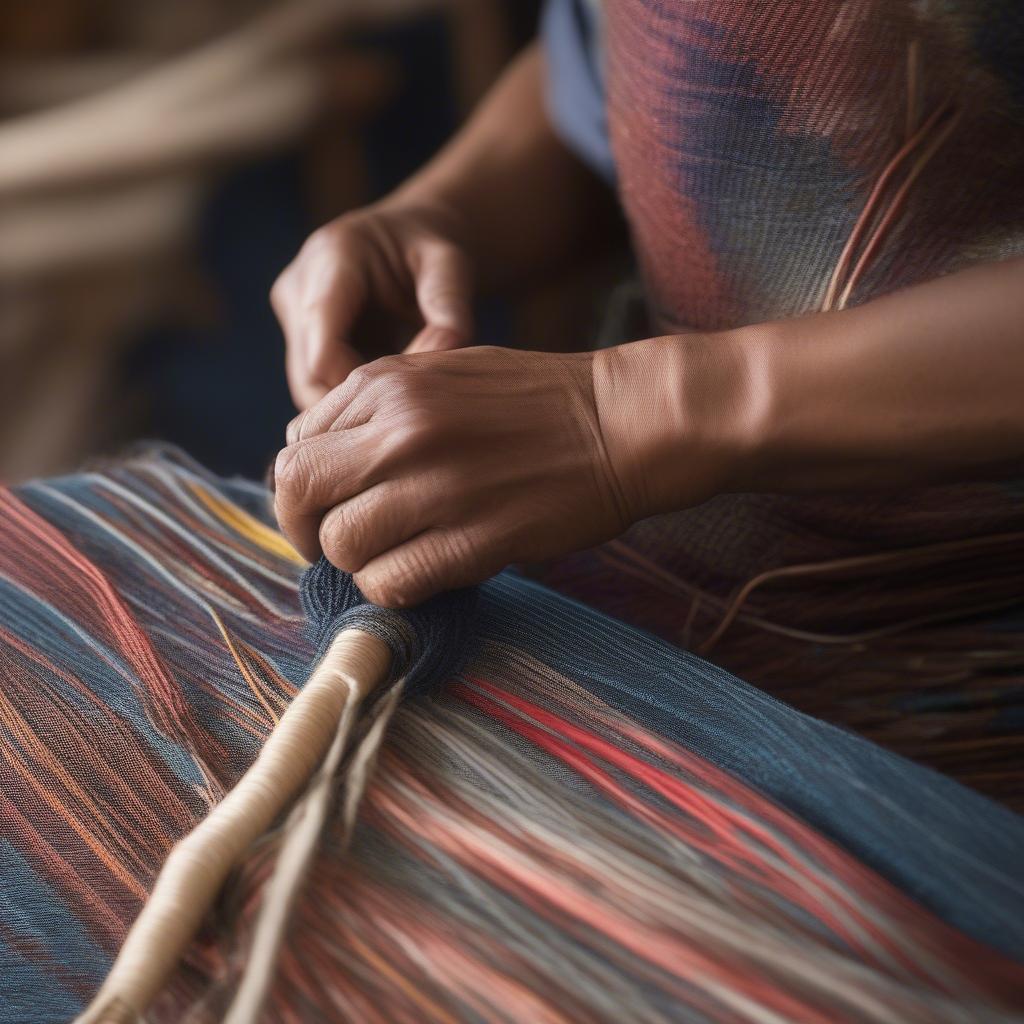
[271,197,475,410]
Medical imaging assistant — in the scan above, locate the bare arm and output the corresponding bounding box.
[600,257,1024,520]
[394,43,617,291]
[276,256,1024,607]
[272,42,614,407]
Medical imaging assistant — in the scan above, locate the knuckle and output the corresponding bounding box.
[391,541,448,605]
[308,221,344,252]
[345,363,373,393]
[357,357,421,411]
[387,357,430,400]
[273,444,317,505]
[384,374,415,405]
[285,413,305,446]
[382,410,431,460]
[320,512,361,573]
[273,446,300,494]
[319,212,370,252]
[297,226,343,271]
[373,354,409,386]
[299,212,367,265]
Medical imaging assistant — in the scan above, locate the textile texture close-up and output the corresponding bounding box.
[1,448,1023,1022]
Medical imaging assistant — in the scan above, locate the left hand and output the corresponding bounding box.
[273,346,640,607]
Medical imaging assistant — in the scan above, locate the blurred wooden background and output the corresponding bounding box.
[0,0,621,481]
[0,0,531,478]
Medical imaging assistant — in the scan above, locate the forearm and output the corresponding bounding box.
[744,258,1024,490]
[597,258,1024,517]
[390,44,616,290]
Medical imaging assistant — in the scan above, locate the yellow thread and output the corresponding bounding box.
[187,481,306,565]
[210,608,280,726]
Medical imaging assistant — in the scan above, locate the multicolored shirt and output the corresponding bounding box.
[544,0,1024,330]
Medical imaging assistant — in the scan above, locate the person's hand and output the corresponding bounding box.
[273,346,640,606]
[273,338,744,606]
[271,198,475,410]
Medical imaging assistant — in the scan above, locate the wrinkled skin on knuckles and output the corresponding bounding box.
[273,347,638,608]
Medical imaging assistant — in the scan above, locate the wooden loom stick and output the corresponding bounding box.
[74,628,393,1024]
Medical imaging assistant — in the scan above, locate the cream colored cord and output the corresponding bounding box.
[75,628,392,1024]
[223,681,403,1023]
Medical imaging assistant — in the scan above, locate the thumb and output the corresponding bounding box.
[302,261,366,388]
[406,240,473,354]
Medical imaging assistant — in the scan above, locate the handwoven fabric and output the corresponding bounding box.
[1,448,1023,1022]
[538,0,1024,807]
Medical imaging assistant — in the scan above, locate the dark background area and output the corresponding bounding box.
[0,1,546,481]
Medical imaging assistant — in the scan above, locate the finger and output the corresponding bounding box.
[406,241,472,353]
[286,342,330,411]
[273,427,382,562]
[355,524,507,608]
[405,322,467,355]
[318,479,431,574]
[275,253,366,406]
[275,271,322,410]
[289,362,382,443]
[299,259,366,390]
[285,411,305,447]
[302,313,363,393]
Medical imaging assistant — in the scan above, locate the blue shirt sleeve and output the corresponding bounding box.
[540,0,615,183]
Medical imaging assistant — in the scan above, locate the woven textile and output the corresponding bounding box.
[1,448,1023,1022]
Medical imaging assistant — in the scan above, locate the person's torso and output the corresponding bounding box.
[603,0,1024,331]
[538,5,1024,764]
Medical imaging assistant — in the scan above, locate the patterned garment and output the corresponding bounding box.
[602,0,1024,328]
[541,0,1024,807]
[1,449,1024,1022]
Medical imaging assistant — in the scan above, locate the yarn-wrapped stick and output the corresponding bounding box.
[75,559,476,1024]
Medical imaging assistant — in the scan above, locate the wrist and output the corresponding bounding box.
[591,330,773,519]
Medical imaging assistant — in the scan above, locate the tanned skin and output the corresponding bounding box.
[271,45,1024,608]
